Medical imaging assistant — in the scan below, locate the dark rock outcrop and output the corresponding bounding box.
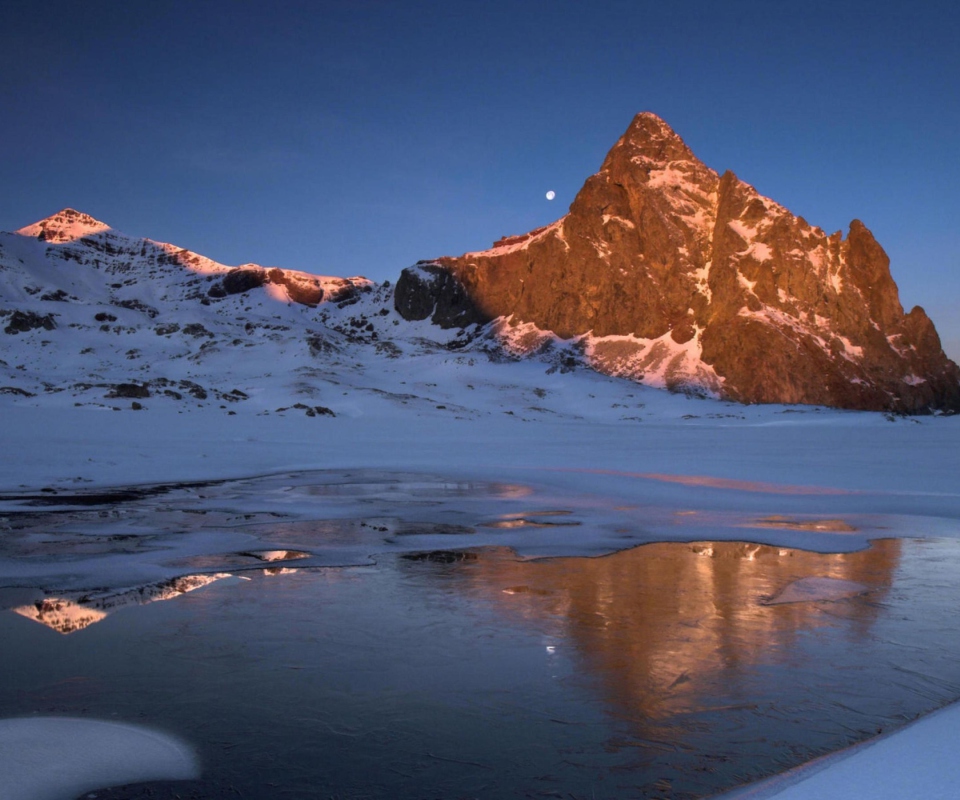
[112,299,159,318]
[266,268,324,306]
[222,268,268,295]
[4,310,57,334]
[182,323,213,338]
[430,112,960,412]
[211,266,327,307]
[106,383,150,399]
[394,262,489,328]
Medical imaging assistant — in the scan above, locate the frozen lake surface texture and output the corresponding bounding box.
[2,406,960,800]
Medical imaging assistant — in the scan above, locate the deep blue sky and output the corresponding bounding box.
[3,0,958,357]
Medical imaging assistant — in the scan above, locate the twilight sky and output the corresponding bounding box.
[3,0,958,358]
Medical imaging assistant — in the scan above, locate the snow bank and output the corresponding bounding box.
[716,699,960,799]
[0,717,199,800]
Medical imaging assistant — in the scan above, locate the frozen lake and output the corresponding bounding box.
[4,469,960,798]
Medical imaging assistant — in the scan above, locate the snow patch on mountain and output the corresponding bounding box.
[465,218,567,259]
[583,326,723,396]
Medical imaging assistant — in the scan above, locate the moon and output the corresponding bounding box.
[545,190,556,201]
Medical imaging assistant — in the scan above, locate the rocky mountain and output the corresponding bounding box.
[397,113,959,412]
[3,110,959,418]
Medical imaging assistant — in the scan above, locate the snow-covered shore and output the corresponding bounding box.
[4,403,958,500]
[718,698,960,799]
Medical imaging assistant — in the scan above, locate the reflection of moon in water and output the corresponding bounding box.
[0,717,199,800]
[545,190,556,200]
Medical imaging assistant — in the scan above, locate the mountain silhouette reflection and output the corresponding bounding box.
[449,540,899,744]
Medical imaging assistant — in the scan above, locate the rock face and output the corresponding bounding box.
[210,265,335,307]
[394,262,489,328]
[413,112,959,412]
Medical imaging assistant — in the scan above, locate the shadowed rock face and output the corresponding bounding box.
[210,266,327,306]
[394,262,489,328]
[408,113,959,412]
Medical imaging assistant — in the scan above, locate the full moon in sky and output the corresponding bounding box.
[545,190,556,200]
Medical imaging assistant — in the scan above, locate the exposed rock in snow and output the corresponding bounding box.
[4,310,57,334]
[393,261,488,328]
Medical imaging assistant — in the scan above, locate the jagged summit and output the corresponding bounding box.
[603,111,701,168]
[17,208,113,243]
[396,113,960,413]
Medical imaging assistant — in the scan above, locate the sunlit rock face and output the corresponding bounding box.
[17,207,112,243]
[417,113,960,412]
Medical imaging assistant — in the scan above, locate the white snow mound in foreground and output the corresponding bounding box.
[0,716,199,800]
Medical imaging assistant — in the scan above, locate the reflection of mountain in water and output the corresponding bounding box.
[12,598,108,634]
[462,540,899,726]
[12,573,233,634]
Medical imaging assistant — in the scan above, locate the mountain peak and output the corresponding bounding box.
[599,111,698,170]
[17,208,112,243]
[416,114,960,413]
[629,111,678,137]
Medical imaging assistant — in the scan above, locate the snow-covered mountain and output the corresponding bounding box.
[1,207,682,422]
[4,111,959,422]
[410,113,960,412]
